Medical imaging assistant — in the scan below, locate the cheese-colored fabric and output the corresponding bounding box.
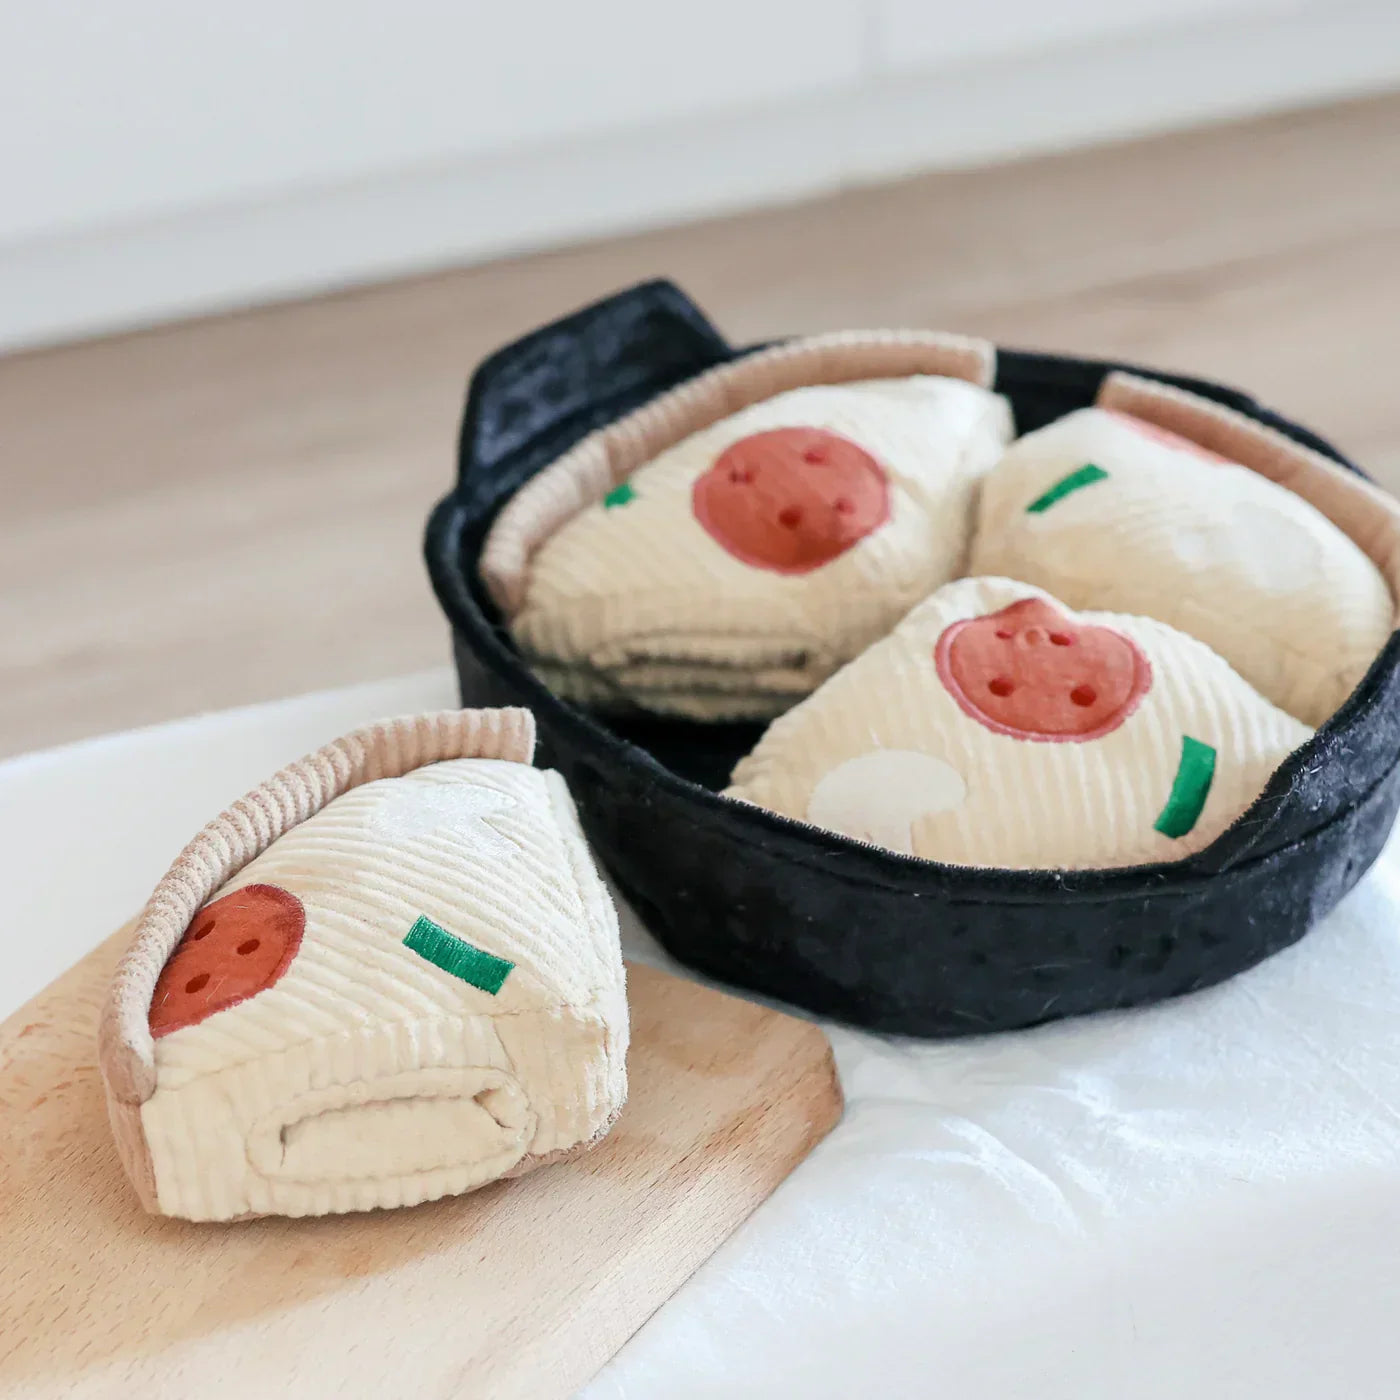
[140,757,626,1220]
[726,578,1312,870]
[969,407,1394,726]
[481,330,997,619]
[102,708,538,1110]
[511,376,1013,720]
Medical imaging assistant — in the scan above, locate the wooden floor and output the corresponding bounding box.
[3,93,1398,759]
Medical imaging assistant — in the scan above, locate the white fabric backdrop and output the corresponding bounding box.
[5,671,1398,1398]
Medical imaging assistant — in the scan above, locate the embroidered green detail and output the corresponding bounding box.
[603,481,636,509]
[1154,736,1217,838]
[1025,463,1109,514]
[403,916,514,994]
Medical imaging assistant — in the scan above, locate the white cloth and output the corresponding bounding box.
[5,671,1400,1398]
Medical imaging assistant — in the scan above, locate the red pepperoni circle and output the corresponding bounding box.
[149,884,305,1038]
[934,597,1152,743]
[1102,408,1231,464]
[692,427,889,574]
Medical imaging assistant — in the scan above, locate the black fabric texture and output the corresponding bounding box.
[424,279,1400,1037]
[454,279,731,522]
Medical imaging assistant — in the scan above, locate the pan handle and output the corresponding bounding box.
[453,279,732,513]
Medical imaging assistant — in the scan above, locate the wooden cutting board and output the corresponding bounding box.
[0,927,841,1400]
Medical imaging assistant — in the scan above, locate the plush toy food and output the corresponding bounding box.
[726,578,1312,869]
[99,709,628,1221]
[502,374,1012,719]
[968,405,1393,726]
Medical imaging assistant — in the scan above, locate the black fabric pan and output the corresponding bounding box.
[425,279,1400,1037]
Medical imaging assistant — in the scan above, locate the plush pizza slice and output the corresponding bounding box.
[726,578,1312,870]
[968,406,1392,726]
[100,709,627,1221]
[511,375,1012,719]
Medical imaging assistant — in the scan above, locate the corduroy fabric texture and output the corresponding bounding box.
[971,405,1395,726]
[726,578,1311,868]
[101,708,537,1106]
[423,281,1400,1036]
[1098,372,1400,602]
[481,327,996,618]
[100,710,627,1220]
[509,375,1012,719]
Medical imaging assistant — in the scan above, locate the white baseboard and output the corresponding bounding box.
[2,0,1396,353]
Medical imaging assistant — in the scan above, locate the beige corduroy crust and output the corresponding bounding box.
[497,367,1011,720]
[726,578,1313,870]
[480,329,996,618]
[99,709,629,1221]
[970,404,1395,726]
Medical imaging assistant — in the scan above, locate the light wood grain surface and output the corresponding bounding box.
[1,93,1397,759]
[0,938,841,1400]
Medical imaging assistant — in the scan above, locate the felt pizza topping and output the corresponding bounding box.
[934,597,1152,742]
[1154,736,1218,837]
[603,481,635,509]
[403,914,515,994]
[805,749,968,856]
[1170,500,1323,593]
[149,883,305,1037]
[691,427,890,573]
[1025,463,1109,514]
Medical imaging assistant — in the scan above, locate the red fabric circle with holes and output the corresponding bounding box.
[934,597,1152,743]
[1102,408,1231,465]
[691,427,890,573]
[148,884,305,1037]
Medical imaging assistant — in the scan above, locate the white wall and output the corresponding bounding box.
[1,0,1397,349]
[0,0,869,246]
[874,0,1288,69]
